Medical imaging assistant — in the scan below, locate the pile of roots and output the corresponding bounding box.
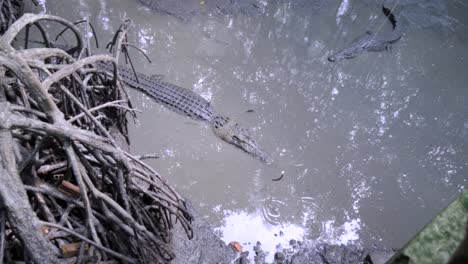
[0,11,192,264]
[0,0,26,34]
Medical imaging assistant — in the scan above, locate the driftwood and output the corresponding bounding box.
[0,12,193,263]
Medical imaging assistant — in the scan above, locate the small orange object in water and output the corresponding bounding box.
[229,241,242,252]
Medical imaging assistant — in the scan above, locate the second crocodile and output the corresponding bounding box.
[328,0,402,62]
[97,61,270,163]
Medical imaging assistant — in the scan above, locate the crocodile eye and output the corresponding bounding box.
[232,135,245,144]
[233,136,247,145]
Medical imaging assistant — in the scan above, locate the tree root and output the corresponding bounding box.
[0,12,193,263]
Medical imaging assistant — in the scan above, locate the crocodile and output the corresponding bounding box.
[328,0,402,62]
[97,61,270,163]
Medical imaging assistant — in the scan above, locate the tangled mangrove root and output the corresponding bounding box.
[0,13,192,263]
[0,0,26,34]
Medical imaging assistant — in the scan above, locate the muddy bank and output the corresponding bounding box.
[169,210,395,263]
[251,241,394,264]
[169,201,239,263]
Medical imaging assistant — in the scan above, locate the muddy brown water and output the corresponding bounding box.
[39,0,467,260]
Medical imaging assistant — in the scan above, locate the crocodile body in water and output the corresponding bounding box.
[97,61,270,163]
[328,0,402,62]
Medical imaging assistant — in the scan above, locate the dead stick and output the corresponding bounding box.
[39,221,136,264]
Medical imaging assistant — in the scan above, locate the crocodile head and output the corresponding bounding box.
[211,115,271,163]
[328,33,375,62]
[328,42,367,62]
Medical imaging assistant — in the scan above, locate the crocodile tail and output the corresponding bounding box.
[382,0,403,43]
